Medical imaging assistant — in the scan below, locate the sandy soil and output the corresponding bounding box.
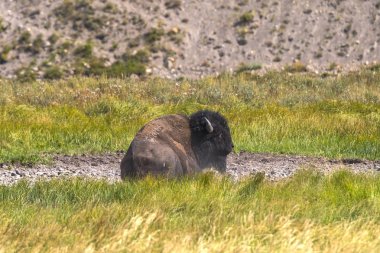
[1,152,379,185]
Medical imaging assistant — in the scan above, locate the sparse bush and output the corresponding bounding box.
[368,63,380,72]
[54,0,105,32]
[110,43,118,52]
[15,66,36,82]
[144,28,165,44]
[44,66,63,80]
[128,37,140,48]
[48,33,60,45]
[235,11,254,26]
[73,50,148,78]
[0,45,12,64]
[165,0,182,9]
[0,17,6,33]
[130,15,146,28]
[103,3,118,13]
[18,31,32,45]
[30,34,45,54]
[328,62,338,71]
[236,62,262,73]
[82,16,105,31]
[284,61,307,73]
[73,42,93,58]
[107,60,146,77]
[54,0,75,19]
[167,28,185,45]
[57,40,73,56]
[123,49,150,64]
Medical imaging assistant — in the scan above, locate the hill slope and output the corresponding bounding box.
[0,0,379,79]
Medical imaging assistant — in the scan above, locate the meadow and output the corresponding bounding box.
[1,68,380,252]
[1,69,380,164]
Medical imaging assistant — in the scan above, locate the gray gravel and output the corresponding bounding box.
[1,152,379,185]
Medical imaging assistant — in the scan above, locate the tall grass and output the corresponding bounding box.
[1,70,380,163]
[1,170,380,252]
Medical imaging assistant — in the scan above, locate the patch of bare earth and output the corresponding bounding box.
[1,152,379,185]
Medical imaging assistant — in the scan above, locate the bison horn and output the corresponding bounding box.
[204,117,214,133]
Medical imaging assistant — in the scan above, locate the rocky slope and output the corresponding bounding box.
[0,0,379,80]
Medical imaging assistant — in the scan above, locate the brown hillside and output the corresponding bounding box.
[0,0,379,79]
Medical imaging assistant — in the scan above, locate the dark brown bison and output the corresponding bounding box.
[120,110,233,179]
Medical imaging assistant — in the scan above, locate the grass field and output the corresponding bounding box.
[1,69,380,252]
[1,69,380,164]
[1,170,380,252]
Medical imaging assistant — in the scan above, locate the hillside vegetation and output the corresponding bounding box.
[1,69,380,164]
[0,0,380,79]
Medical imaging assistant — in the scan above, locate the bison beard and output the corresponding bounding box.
[120,110,233,179]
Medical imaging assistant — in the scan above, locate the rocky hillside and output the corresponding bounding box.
[0,0,379,80]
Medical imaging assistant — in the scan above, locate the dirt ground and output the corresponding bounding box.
[1,152,379,185]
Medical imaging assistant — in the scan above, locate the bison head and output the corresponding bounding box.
[189,110,234,172]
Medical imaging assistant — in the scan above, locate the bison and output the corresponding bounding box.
[120,110,233,179]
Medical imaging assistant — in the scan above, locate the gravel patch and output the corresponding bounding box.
[1,152,379,185]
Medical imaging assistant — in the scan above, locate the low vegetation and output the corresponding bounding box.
[0,69,379,164]
[1,170,380,252]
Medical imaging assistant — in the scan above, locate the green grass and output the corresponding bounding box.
[1,70,380,163]
[1,170,380,252]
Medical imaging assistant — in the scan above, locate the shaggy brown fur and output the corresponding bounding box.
[120,110,233,179]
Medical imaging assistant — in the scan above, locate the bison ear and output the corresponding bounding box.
[204,117,214,133]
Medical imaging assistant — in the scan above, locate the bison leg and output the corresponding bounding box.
[120,146,136,179]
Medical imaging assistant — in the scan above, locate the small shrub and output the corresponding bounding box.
[144,28,165,44]
[167,28,185,45]
[273,56,282,62]
[0,45,12,64]
[44,66,63,80]
[15,66,36,82]
[107,60,146,77]
[57,40,73,56]
[54,0,75,19]
[30,34,45,54]
[0,17,6,33]
[165,0,182,9]
[236,62,262,73]
[54,0,105,32]
[284,61,307,73]
[18,31,32,45]
[328,62,338,71]
[103,3,118,13]
[130,15,146,28]
[110,43,118,52]
[73,42,93,58]
[128,37,140,48]
[235,11,254,26]
[48,33,60,45]
[368,63,380,72]
[82,16,105,31]
[122,49,150,64]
